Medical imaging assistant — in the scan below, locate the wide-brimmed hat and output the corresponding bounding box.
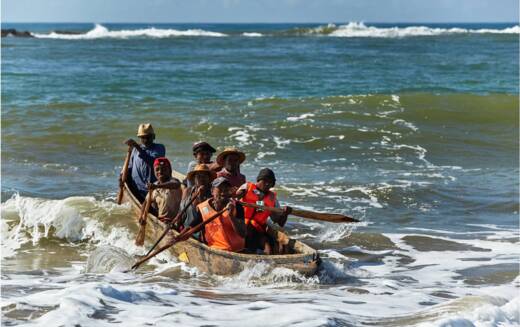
[186,164,217,182]
[216,147,246,166]
[137,123,155,137]
[192,141,216,154]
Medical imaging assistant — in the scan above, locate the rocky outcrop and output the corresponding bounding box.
[1,29,33,37]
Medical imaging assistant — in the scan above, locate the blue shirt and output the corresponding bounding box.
[127,143,165,197]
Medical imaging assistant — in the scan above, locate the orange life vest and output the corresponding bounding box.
[197,199,245,252]
[242,182,276,232]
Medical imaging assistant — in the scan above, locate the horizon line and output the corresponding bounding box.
[2,21,518,24]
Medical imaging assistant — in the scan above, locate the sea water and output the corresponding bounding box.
[1,22,519,326]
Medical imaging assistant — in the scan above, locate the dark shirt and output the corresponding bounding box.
[216,168,246,188]
[127,143,165,199]
[182,186,212,238]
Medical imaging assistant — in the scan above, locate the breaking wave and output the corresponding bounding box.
[286,22,520,37]
[26,22,520,40]
[33,24,227,39]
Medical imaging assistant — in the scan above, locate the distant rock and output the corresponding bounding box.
[1,29,33,37]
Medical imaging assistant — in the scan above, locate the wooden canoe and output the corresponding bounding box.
[121,171,320,276]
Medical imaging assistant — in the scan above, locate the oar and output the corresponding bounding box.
[117,146,133,205]
[135,188,153,246]
[142,187,202,258]
[238,201,359,223]
[130,206,228,271]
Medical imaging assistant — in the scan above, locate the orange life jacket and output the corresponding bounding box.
[242,182,276,232]
[197,199,245,252]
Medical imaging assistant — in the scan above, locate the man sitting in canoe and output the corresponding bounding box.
[180,164,215,238]
[147,157,182,222]
[185,141,218,188]
[236,168,292,254]
[216,147,246,192]
[122,123,166,202]
[195,177,246,252]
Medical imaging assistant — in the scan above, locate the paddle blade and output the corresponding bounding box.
[291,209,359,223]
[135,223,146,246]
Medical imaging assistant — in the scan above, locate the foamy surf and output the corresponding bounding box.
[28,22,520,40]
[33,24,227,39]
[327,22,520,37]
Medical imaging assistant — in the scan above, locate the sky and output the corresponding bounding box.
[2,0,519,23]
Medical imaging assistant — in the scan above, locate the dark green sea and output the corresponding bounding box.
[1,22,519,326]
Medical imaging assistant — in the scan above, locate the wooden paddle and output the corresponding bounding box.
[135,188,153,246]
[130,205,228,271]
[117,146,133,205]
[238,201,359,223]
[142,187,202,258]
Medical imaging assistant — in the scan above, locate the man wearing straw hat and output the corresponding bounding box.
[216,147,246,190]
[124,123,165,202]
[181,164,216,239]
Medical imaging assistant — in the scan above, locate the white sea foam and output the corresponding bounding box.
[256,151,276,159]
[242,32,263,37]
[393,119,419,132]
[328,22,520,38]
[273,136,291,149]
[286,113,315,122]
[33,24,227,39]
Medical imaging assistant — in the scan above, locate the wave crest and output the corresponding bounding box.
[296,22,520,38]
[33,24,227,39]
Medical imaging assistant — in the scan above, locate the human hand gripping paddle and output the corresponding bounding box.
[130,203,229,271]
[141,187,203,258]
[117,146,133,205]
[238,201,359,223]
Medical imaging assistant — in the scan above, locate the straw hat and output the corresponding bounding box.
[137,123,155,137]
[186,164,217,182]
[216,147,246,166]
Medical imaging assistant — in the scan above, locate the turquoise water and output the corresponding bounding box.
[1,23,519,326]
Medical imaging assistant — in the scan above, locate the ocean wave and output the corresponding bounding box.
[23,22,520,40]
[242,32,263,37]
[0,194,146,259]
[294,22,520,38]
[33,24,227,39]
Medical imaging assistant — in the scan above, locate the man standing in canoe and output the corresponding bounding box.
[148,157,182,222]
[216,147,246,191]
[180,164,215,238]
[236,168,291,254]
[196,177,246,252]
[122,123,166,202]
[185,141,218,187]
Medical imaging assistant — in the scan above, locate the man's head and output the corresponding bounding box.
[186,164,216,188]
[137,123,155,147]
[216,148,246,173]
[256,168,276,193]
[211,177,232,205]
[192,142,216,164]
[153,157,171,183]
